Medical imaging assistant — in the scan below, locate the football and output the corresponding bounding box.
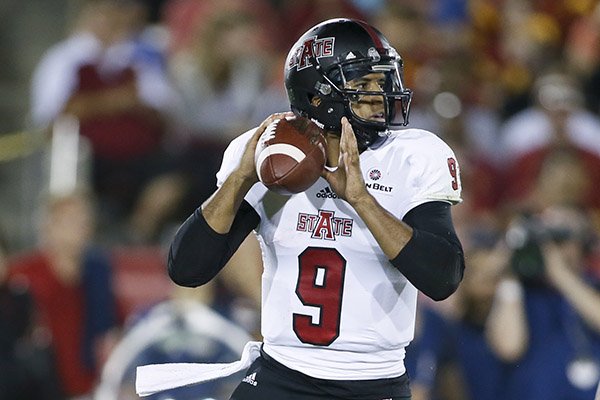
[255,116,327,195]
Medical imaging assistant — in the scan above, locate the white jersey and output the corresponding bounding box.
[216,127,462,380]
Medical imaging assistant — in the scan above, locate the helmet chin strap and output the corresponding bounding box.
[351,121,387,152]
[342,98,388,151]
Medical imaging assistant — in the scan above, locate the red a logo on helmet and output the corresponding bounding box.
[288,36,335,71]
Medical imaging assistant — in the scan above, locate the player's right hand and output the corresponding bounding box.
[234,111,295,184]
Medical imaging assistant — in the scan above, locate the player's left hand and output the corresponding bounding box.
[322,117,369,205]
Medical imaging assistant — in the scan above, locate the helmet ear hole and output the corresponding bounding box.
[316,101,346,131]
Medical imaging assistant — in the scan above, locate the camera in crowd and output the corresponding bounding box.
[505,213,583,285]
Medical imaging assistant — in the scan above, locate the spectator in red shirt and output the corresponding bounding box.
[8,190,119,398]
[499,71,600,214]
[30,0,181,242]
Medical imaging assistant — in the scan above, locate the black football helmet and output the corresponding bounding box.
[284,18,412,150]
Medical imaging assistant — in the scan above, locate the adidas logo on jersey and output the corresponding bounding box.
[242,372,258,386]
[316,186,338,198]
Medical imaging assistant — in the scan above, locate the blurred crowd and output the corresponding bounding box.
[1,0,600,399]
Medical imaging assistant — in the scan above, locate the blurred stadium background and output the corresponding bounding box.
[1,1,600,399]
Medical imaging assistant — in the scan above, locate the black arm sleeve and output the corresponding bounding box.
[391,201,465,301]
[168,200,260,287]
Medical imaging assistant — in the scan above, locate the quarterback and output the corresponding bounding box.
[165,18,464,400]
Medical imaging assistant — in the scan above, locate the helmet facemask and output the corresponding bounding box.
[313,48,413,150]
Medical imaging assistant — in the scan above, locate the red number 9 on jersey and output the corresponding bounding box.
[447,157,459,191]
[293,247,347,346]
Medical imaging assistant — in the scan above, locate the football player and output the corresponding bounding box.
[165,18,464,399]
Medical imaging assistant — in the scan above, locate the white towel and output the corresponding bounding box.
[135,341,262,397]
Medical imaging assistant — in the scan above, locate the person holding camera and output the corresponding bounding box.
[487,205,600,400]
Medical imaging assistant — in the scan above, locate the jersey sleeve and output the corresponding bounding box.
[215,128,268,208]
[216,129,252,188]
[395,133,462,217]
